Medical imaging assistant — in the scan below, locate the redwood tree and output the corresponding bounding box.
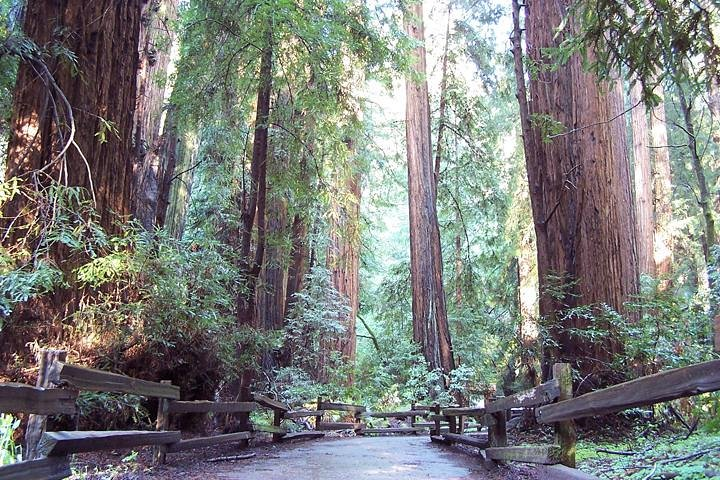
[404,0,455,376]
[521,0,639,385]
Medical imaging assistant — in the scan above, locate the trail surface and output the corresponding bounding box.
[213,436,538,480]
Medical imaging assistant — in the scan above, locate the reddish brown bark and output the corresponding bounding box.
[524,0,639,385]
[404,1,455,376]
[630,83,655,276]
[4,1,144,237]
[327,149,361,368]
[237,34,273,329]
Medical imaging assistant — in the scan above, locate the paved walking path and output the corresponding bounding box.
[214,436,533,480]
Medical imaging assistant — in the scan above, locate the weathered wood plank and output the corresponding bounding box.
[282,410,325,419]
[0,457,71,480]
[536,359,720,424]
[153,380,172,465]
[252,393,290,412]
[486,445,561,465]
[553,363,576,468]
[537,465,601,480]
[0,383,77,416]
[317,401,366,414]
[361,410,427,418]
[316,421,360,431]
[168,401,257,414]
[166,432,253,453]
[441,433,490,448]
[53,363,180,399]
[486,379,560,413]
[39,430,181,457]
[442,407,486,417]
[281,431,325,442]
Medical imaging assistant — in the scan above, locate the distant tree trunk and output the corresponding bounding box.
[524,0,639,386]
[132,0,179,230]
[164,128,198,238]
[234,28,273,399]
[237,32,273,329]
[650,84,673,284]
[630,83,655,277]
[327,143,361,377]
[155,106,180,230]
[512,0,541,389]
[404,1,455,377]
[434,5,452,189]
[0,1,145,344]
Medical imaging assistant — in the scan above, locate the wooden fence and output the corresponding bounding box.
[2,355,719,479]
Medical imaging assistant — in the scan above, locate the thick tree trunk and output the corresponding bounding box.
[0,1,145,343]
[404,1,455,377]
[630,83,655,277]
[163,129,198,238]
[327,147,361,373]
[524,0,639,386]
[4,1,144,237]
[132,0,178,229]
[650,85,673,283]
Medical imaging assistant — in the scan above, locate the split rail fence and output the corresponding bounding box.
[1,354,719,479]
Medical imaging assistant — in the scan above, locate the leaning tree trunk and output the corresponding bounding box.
[524,0,639,387]
[0,1,146,363]
[132,0,179,229]
[404,1,455,377]
[630,83,655,277]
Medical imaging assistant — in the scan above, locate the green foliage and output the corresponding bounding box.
[75,392,150,430]
[0,414,20,466]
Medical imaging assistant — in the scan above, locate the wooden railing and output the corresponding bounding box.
[429,359,720,472]
[3,355,718,479]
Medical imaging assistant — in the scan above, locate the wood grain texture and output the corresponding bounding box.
[317,401,366,414]
[282,410,325,419]
[0,457,71,480]
[166,432,253,453]
[486,445,561,464]
[441,433,490,449]
[441,407,486,417]
[252,393,290,412]
[39,430,181,457]
[536,359,720,423]
[486,379,559,413]
[0,383,77,415]
[54,363,180,399]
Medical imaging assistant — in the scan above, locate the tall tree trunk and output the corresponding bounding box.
[512,0,541,389]
[630,83,655,277]
[650,84,673,284]
[237,32,273,328]
[404,1,455,377]
[163,128,198,238]
[132,0,179,229]
[327,142,361,378]
[0,1,145,353]
[524,0,639,386]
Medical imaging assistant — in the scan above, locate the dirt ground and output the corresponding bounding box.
[71,435,555,480]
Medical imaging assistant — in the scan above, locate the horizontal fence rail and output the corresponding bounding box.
[536,359,720,424]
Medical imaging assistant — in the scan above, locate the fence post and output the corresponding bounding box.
[433,403,440,436]
[272,408,283,443]
[487,396,507,448]
[25,348,66,460]
[153,380,172,465]
[553,363,576,468]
